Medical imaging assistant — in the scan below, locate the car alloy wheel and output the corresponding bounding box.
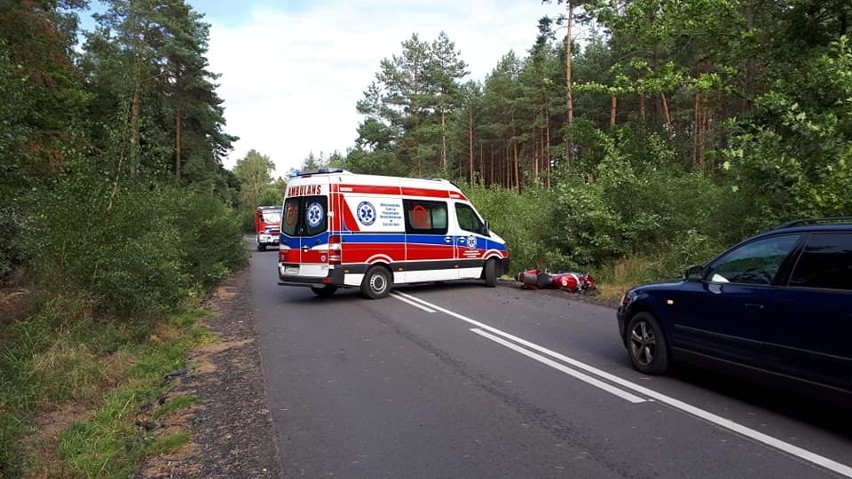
[626,312,669,374]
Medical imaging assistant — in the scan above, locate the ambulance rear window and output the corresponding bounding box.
[403,200,448,235]
[281,195,327,236]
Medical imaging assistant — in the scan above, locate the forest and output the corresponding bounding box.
[238,0,852,289]
[333,0,852,285]
[1,0,851,476]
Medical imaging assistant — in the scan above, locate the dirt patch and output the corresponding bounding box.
[134,267,280,478]
[22,402,94,479]
[0,287,32,325]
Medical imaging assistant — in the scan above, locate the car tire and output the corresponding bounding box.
[257,242,265,252]
[311,285,337,297]
[483,259,497,287]
[361,265,391,299]
[626,312,669,374]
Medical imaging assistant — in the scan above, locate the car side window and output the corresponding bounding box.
[789,233,852,291]
[706,235,800,285]
[455,203,484,235]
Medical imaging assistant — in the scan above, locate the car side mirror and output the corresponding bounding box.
[482,220,490,237]
[684,265,704,281]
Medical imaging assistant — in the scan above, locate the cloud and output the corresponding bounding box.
[207,0,561,177]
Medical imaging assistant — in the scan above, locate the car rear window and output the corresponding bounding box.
[789,232,852,291]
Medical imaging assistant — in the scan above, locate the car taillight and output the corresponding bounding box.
[328,235,341,265]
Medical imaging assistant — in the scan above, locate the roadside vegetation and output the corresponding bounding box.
[0,1,246,477]
[1,0,850,477]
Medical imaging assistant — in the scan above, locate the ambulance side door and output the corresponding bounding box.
[453,202,488,280]
[403,199,457,281]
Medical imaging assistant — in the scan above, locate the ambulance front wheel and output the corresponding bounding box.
[361,265,392,299]
[484,259,497,287]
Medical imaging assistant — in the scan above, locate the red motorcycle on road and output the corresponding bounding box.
[516,268,597,294]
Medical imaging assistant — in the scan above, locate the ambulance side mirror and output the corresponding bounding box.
[482,221,491,237]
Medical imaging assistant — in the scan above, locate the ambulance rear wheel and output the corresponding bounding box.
[361,265,391,299]
[311,285,337,297]
[483,259,497,287]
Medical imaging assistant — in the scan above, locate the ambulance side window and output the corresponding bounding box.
[403,200,448,235]
[455,203,484,235]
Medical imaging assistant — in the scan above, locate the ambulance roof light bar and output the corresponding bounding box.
[289,168,347,178]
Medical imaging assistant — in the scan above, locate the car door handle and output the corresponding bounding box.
[444,236,452,244]
[745,303,764,312]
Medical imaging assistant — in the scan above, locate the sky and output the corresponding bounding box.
[83,1,567,178]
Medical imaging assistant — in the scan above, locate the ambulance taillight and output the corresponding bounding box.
[328,235,341,265]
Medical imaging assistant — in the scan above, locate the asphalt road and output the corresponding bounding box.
[248,248,852,479]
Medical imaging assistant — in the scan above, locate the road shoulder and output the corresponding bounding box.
[135,267,281,478]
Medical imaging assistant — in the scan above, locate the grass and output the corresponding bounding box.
[0,293,213,478]
[153,394,199,420]
[591,248,706,302]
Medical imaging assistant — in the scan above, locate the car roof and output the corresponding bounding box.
[774,216,852,229]
[734,218,852,242]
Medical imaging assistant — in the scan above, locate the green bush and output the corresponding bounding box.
[0,207,26,285]
[464,184,557,274]
[546,123,731,270]
[174,188,248,289]
[20,161,247,317]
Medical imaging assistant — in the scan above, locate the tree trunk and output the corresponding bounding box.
[512,122,520,193]
[130,60,141,171]
[441,109,448,170]
[489,146,494,186]
[533,114,540,181]
[610,95,617,126]
[545,100,552,189]
[565,1,575,165]
[175,107,182,178]
[468,106,474,184]
[693,93,700,168]
[661,92,671,130]
[479,143,484,186]
[698,95,708,174]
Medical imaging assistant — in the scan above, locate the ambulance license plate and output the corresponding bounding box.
[284,266,299,275]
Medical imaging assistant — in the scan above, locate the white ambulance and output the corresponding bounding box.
[277,169,510,299]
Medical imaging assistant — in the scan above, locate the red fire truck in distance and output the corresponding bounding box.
[255,205,282,251]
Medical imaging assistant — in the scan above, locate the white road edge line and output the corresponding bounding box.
[390,293,436,313]
[471,328,645,403]
[394,291,852,478]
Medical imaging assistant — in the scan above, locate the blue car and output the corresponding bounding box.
[617,218,852,395]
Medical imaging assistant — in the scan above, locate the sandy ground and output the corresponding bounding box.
[134,267,281,478]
